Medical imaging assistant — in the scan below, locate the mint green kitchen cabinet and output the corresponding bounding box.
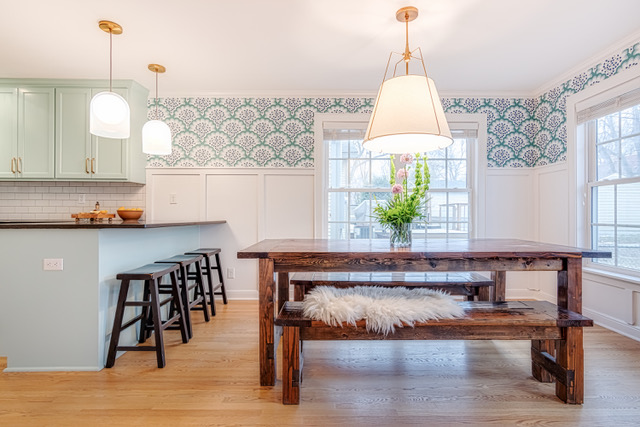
[0,79,148,183]
[56,87,128,180]
[0,88,18,179]
[0,87,55,179]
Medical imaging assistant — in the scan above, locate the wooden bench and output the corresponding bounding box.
[275,300,593,405]
[290,271,499,301]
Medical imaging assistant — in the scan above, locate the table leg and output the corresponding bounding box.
[558,257,582,312]
[259,258,276,386]
[554,256,584,403]
[278,272,290,313]
[491,271,506,302]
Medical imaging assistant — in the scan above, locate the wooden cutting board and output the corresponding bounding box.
[71,212,116,220]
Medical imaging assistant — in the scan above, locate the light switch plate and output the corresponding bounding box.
[43,259,63,271]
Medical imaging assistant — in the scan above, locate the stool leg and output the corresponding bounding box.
[149,277,166,368]
[214,253,228,304]
[195,261,210,322]
[139,280,152,343]
[178,265,194,340]
[169,270,190,344]
[201,256,216,316]
[106,279,131,368]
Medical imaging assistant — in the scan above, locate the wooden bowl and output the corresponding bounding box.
[117,209,143,221]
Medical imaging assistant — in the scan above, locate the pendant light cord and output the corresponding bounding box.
[155,71,159,120]
[109,29,113,92]
[404,12,410,75]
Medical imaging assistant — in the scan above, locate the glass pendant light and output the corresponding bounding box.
[142,64,172,155]
[363,6,452,154]
[90,20,130,139]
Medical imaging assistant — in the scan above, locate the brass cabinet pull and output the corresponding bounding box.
[17,157,22,173]
[85,158,90,174]
[11,157,16,173]
[91,158,96,174]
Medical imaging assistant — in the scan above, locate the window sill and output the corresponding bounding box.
[583,266,640,287]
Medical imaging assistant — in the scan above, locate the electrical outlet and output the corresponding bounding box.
[226,268,235,279]
[43,258,63,271]
[78,194,86,204]
[169,193,178,204]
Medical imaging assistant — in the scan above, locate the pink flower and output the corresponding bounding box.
[396,169,408,181]
[391,184,403,194]
[400,153,413,164]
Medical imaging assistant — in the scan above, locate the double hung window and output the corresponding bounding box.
[319,118,479,241]
[582,96,640,273]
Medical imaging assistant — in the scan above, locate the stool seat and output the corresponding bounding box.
[106,263,189,369]
[185,248,228,315]
[186,248,221,256]
[156,254,204,264]
[116,263,181,280]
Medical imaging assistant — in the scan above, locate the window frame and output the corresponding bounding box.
[567,66,640,279]
[313,113,487,240]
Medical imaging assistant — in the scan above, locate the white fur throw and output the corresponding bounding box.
[302,286,465,335]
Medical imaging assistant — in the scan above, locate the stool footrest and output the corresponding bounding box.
[120,314,145,331]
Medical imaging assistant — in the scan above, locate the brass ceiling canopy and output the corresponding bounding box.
[148,64,166,74]
[98,20,123,35]
[396,6,418,23]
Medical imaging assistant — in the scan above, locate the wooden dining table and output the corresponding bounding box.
[237,238,610,387]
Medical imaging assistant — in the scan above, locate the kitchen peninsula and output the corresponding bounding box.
[0,220,225,372]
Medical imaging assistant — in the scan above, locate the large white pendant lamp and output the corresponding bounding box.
[363,7,452,154]
[143,64,172,155]
[90,20,130,139]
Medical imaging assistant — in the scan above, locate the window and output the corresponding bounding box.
[585,101,640,272]
[315,114,484,241]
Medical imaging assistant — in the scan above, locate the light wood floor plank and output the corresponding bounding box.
[1,300,640,426]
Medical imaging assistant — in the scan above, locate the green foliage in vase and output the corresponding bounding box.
[373,153,430,229]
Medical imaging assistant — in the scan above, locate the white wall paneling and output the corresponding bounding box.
[146,168,315,300]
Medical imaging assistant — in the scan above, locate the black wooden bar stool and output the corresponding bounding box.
[155,254,210,339]
[185,248,228,316]
[106,263,189,369]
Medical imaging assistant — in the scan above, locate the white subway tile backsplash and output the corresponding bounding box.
[0,181,145,220]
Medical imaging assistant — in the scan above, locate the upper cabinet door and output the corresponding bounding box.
[18,88,55,178]
[55,88,92,179]
[0,88,18,179]
[90,87,128,180]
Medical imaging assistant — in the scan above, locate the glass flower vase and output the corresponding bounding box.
[389,222,412,247]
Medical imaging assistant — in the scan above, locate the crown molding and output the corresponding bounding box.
[532,30,640,98]
[156,90,378,99]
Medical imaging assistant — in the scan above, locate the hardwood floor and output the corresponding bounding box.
[1,300,640,426]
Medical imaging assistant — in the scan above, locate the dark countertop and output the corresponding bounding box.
[0,220,226,229]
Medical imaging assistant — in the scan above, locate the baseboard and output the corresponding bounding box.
[3,366,102,373]
[224,290,258,300]
[583,307,640,342]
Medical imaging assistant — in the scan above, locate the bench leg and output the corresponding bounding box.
[556,327,584,404]
[282,325,301,405]
[531,340,555,383]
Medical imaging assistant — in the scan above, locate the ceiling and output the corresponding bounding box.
[1,0,639,97]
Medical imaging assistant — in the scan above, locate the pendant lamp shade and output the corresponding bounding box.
[363,75,452,154]
[363,6,453,154]
[143,63,172,155]
[142,120,172,155]
[90,91,130,138]
[90,20,130,139]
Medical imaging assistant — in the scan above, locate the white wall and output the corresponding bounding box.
[146,168,315,300]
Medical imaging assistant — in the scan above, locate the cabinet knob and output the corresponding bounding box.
[17,157,22,174]
[91,158,96,174]
[10,157,16,174]
[85,158,90,174]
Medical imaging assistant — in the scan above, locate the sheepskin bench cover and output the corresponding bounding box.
[302,285,464,335]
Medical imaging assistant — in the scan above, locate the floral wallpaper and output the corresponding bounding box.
[147,42,640,169]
